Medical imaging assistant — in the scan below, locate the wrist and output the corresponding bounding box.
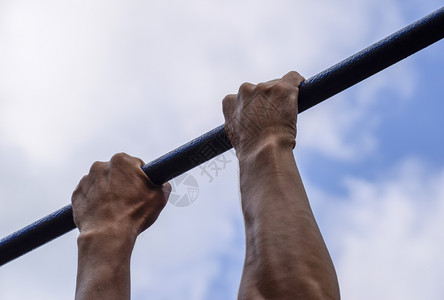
[237,134,295,163]
[77,226,137,259]
[76,228,135,299]
[77,218,139,242]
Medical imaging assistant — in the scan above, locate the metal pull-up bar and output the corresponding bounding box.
[1,7,443,266]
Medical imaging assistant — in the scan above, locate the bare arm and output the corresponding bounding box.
[223,72,340,299]
[72,153,171,300]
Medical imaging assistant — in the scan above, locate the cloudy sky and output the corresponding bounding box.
[1,0,443,299]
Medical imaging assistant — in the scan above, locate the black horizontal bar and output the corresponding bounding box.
[1,6,443,266]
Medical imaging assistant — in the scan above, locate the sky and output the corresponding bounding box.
[0,0,443,299]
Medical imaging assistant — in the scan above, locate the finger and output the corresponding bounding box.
[162,182,172,200]
[222,93,236,118]
[110,153,157,188]
[111,152,143,166]
[110,153,148,179]
[281,71,305,88]
[134,156,146,168]
[238,82,255,97]
[256,78,280,90]
[89,160,107,174]
[71,174,88,200]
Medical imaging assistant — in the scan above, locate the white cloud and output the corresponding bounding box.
[310,159,444,299]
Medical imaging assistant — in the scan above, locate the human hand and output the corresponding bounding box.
[222,71,305,157]
[71,153,171,242]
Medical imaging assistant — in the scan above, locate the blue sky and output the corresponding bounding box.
[1,0,443,299]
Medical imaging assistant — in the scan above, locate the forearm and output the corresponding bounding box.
[75,229,136,300]
[238,139,340,299]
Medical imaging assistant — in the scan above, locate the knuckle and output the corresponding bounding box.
[71,175,87,202]
[71,188,80,203]
[238,82,255,95]
[285,71,305,85]
[90,161,106,173]
[287,70,300,77]
[111,152,128,162]
[164,182,172,193]
[256,82,271,93]
[223,95,240,123]
[110,152,132,166]
[222,94,235,114]
[78,175,88,186]
[298,73,306,82]
[273,81,294,94]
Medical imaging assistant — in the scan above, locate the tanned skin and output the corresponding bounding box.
[223,71,340,299]
[72,153,171,300]
[72,71,339,299]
